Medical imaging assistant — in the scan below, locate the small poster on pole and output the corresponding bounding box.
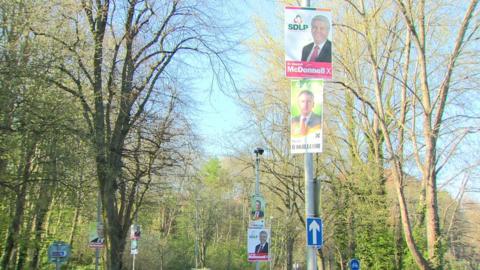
[290,79,323,154]
[285,6,332,79]
[249,194,266,228]
[131,239,138,255]
[247,228,271,262]
[130,224,141,240]
[88,222,105,248]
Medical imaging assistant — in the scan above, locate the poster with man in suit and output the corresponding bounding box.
[250,195,266,221]
[249,194,266,228]
[88,222,105,248]
[291,79,323,154]
[285,6,332,79]
[247,228,271,262]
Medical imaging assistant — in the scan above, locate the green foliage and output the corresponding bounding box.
[201,158,222,183]
[206,242,250,270]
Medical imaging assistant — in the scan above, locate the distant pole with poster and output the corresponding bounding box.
[249,147,269,270]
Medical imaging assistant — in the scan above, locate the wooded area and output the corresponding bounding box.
[0,0,479,269]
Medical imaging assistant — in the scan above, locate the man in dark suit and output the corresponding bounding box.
[301,15,332,63]
[291,90,322,136]
[251,200,264,220]
[255,231,269,255]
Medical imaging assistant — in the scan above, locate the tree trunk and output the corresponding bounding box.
[29,190,52,270]
[424,136,441,267]
[394,203,404,270]
[15,201,34,270]
[99,166,127,270]
[286,235,294,270]
[68,201,81,246]
[317,249,326,270]
[65,198,81,269]
[392,164,431,270]
[30,146,57,269]
[1,143,35,269]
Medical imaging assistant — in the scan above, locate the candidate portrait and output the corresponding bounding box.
[291,90,322,137]
[251,200,265,220]
[301,15,332,63]
[254,230,269,255]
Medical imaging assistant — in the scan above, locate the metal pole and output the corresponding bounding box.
[301,0,321,265]
[55,243,60,270]
[254,149,262,270]
[305,153,319,270]
[95,191,101,270]
[132,239,136,269]
[255,152,260,195]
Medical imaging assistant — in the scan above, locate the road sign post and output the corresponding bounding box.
[48,241,71,270]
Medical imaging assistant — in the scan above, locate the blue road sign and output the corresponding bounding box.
[306,217,323,247]
[350,259,360,270]
[48,241,71,263]
[50,251,66,257]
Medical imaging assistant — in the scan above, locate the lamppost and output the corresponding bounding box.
[254,147,264,195]
[254,147,264,270]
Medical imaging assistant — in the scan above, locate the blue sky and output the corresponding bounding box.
[193,1,279,157]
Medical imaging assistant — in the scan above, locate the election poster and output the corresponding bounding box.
[88,222,105,248]
[290,79,323,154]
[131,239,138,255]
[130,224,141,240]
[249,194,266,227]
[247,228,271,262]
[285,6,332,80]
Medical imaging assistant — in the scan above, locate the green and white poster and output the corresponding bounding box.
[291,79,323,154]
[88,222,104,248]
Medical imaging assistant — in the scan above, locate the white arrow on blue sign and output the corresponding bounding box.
[306,217,323,247]
[349,259,360,270]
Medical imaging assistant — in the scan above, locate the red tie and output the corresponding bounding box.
[310,45,319,62]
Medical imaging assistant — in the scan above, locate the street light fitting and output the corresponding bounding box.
[254,147,264,155]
